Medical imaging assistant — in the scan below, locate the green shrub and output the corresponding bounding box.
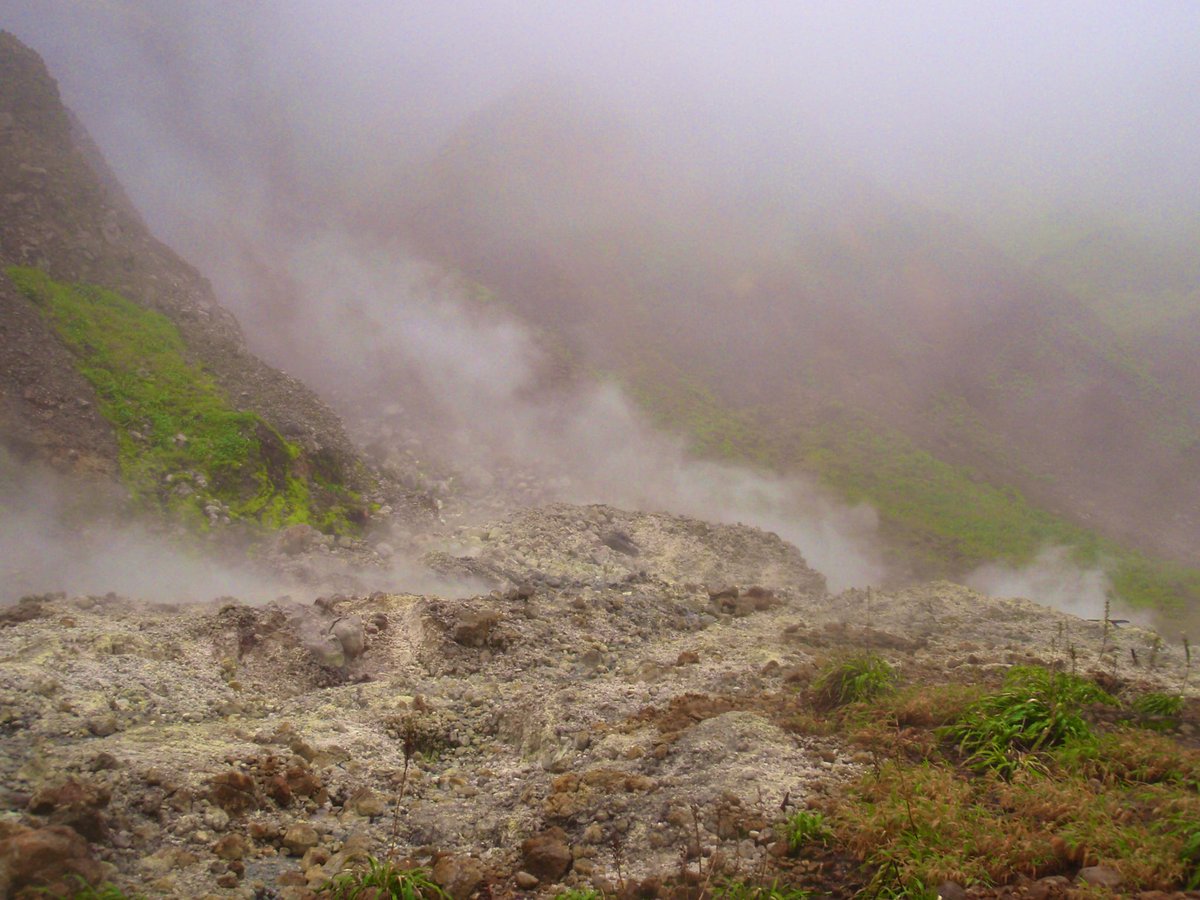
[811,654,896,710]
[780,810,832,854]
[939,666,1115,778]
[317,859,446,899]
[713,879,811,900]
[1132,692,1186,731]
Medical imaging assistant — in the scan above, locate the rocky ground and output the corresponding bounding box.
[2,502,1194,899]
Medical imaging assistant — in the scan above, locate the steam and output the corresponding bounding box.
[966,547,1118,622]
[0,450,285,604]
[2,3,1196,604]
[242,234,886,591]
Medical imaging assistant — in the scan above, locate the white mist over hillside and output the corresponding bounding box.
[242,234,886,591]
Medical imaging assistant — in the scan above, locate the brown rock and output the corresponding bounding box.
[265,773,293,807]
[26,779,111,842]
[936,881,966,900]
[348,788,387,818]
[213,833,251,860]
[209,770,257,814]
[452,610,502,647]
[521,827,573,881]
[432,853,486,900]
[282,823,319,856]
[0,824,105,895]
[515,870,540,889]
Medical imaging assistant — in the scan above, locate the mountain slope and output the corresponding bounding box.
[381,86,1199,599]
[0,31,420,535]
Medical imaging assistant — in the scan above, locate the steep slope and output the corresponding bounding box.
[384,86,1199,592]
[0,32,418,535]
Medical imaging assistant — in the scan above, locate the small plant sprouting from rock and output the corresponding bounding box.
[779,810,831,855]
[317,858,446,900]
[810,654,896,711]
[1184,635,1192,691]
[712,879,812,900]
[553,890,603,900]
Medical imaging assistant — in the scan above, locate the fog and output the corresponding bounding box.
[2,2,1197,604]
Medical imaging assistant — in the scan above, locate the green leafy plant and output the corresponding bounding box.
[34,879,139,899]
[713,879,811,900]
[1132,692,1186,731]
[938,666,1115,778]
[554,890,603,900]
[318,859,447,899]
[1183,829,1200,890]
[811,654,896,710]
[780,810,832,854]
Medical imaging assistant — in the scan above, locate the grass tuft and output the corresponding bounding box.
[810,654,896,711]
[938,666,1114,778]
[780,810,832,855]
[317,858,446,899]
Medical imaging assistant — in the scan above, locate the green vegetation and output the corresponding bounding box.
[815,666,1200,894]
[7,266,361,534]
[553,890,603,900]
[938,666,1115,778]
[318,859,446,900]
[713,879,811,900]
[779,810,832,855]
[810,654,896,711]
[623,369,1200,612]
[1132,692,1187,731]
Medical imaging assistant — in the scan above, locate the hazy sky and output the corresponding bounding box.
[4,0,1199,239]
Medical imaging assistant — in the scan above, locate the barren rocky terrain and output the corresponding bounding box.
[3,503,1194,898]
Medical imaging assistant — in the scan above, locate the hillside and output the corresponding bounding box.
[0,32,426,540]
[379,86,1200,607]
[4,506,1200,898]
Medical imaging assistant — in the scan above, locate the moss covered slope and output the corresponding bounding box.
[7,266,364,534]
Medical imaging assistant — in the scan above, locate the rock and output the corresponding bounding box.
[213,833,251,860]
[331,616,366,659]
[347,788,386,818]
[515,870,540,889]
[521,827,573,880]
[0,824,105,895]
[452,610,502,647]
[209,771,257,814]
[936,881,967,900]
[312,634,346,668]
[27,778,110,841]
[203,806,231,832]
[432,853,486,900]
[282,823,319,856]
[1078,866,1122,888]
[86,714,119,736]
[277,524,321,556]
[602,530,640,556]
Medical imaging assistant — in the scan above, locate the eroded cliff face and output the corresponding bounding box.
[0,31,429,537]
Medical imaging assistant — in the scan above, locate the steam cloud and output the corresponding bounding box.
[3,2,1197,607]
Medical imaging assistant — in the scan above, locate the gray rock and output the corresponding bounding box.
[1077,866,1121,888]
[331,617,366,660]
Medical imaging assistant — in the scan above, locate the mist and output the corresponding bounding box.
[2,2,1197,603]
